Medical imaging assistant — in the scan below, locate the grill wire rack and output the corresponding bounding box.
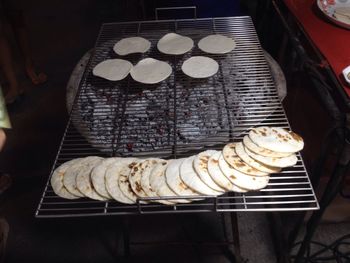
[36,16,319,218]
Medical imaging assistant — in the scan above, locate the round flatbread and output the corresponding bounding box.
[113,37,151,56]
[157,33,194,55]
[223,143,269,176]
[76,157,107,201]
[118,159,142,203]
[208,152,246,193]
[207,152,234,191]
[150,161,189,204]
[105,158,137,204]
[181,56,219,78]
[139,158,172,205]
[130,58,172,84]
[165,158,199,197]
[91,157,121,199]
[235,142,281,173]
[128,160,151,197]
[219,154,269,191]
[180,156,222,196]
[193,150,226,192]
[244,146,298,168]
[51,159,83,199]
[198,34,236,54]
[243,135,293,158]
[63,158,90,197]
[249,127,304,153]
[92,59,132,81]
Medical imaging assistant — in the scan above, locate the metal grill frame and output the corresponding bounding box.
[36,16,319,218]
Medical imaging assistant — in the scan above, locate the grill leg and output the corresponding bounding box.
[230,212,243,263]
[122,217,130,258]
[267,212,291,263]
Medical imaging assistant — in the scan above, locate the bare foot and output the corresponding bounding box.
[4,89,19,104]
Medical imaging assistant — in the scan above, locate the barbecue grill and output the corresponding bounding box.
[35,16,318,218]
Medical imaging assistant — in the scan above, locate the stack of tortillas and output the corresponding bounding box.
[51,126,303,204]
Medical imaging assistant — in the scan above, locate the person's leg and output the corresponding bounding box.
[8,10,47,85]
[0,218,9,262]
[0,26,21,103]
[0,129,5,151]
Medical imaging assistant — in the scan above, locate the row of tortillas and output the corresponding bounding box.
[93,56,219,83]
[93,33,235,83]
[113,33,236,56]
[51,126,304,204]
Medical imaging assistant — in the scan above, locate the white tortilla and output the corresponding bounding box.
[193,150,226,192]
[218,154,269,191]
[198,34,236,54]
[92,59,132,81]
[130,58,172,84]
[91,157,121,199]
[150,161,189,204]
[223,143,269,176]
[243,135,293,158]
[118,159,144,203]
[113,37,151,56]
[129,159,158,200]
[180,156,222,196]
[105,158,137,204]
[63,158,89,197]
[76,157,107,201]
[207,152,233,191]
[181,56,219,78]
[157,33,194,55]
[244,146,298,168]
[139,158,173,205]
[249,127,304,153]
[165,158,199,197]
[51,159,82,199]
[235,142,281,173]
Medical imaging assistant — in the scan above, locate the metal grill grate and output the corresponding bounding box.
[36,17,318,218]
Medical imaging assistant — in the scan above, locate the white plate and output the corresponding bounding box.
[343,65,350,84]
[317,0,350,30]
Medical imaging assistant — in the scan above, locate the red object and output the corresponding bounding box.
[284,0,350,96]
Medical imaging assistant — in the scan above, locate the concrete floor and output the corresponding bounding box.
[0,1,349,263]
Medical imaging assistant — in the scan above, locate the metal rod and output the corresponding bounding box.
[267,212,291,263]
[122,217,130,258]
[230,212,243,263]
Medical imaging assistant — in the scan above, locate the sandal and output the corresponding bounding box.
[26,67,47,85]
